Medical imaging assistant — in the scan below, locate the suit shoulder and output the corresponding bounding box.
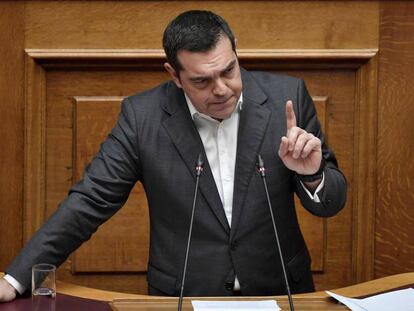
[123,81,171,111]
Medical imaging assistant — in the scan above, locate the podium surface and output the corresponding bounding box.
[59,272,414,310]
[1,272,413,310]
[110,296,348,310]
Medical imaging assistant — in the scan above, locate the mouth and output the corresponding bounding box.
[212,96,234,106]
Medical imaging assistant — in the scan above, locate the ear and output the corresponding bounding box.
[164,63,182,88]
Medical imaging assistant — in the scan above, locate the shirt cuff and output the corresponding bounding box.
[3,274,26,295]
[299,172,325,203]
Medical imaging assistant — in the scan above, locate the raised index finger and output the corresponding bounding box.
[286,100,297,131]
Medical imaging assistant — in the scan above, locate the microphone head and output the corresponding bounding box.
[196,153,204,168]
[256,154,266,176]
[195,153,204,176]
[256,154,264,169]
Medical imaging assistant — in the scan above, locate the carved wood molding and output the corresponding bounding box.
[26,48,377,59]
[353,54,378,283]
[25,48,378,69]
[24,48,378,282]
[24,53,47,241]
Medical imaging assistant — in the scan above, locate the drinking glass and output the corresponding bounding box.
[32,263,56,311]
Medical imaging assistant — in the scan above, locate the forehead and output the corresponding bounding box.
[177,37,236,76]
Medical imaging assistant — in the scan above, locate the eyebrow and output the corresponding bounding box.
[189,59,237,82]
[222,59,236,73]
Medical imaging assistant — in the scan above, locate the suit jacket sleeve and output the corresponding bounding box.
[294,79,347,217]
[6,98,141,290]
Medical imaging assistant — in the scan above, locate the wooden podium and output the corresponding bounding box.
[1,272,412,310]
[53,273,414,310]
[110,296,344,310]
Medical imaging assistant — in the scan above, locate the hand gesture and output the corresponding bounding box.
[278,100,322,175]
[0,278,16,302]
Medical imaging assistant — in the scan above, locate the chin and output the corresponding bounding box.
[215,111,233,120]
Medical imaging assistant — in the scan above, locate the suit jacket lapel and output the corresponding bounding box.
[162,82,231,234]
[230,69,271,239]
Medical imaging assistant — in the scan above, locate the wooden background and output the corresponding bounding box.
[0,0,413,294]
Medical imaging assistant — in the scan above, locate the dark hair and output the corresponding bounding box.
[163,10,236,72]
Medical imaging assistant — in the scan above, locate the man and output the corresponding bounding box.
[0,10,346,301]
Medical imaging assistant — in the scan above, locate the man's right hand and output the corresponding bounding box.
[0,278,16,302]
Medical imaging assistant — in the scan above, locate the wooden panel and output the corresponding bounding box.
[0,2,25,270]
[72,97,149,273]
[24,56,47,241]
[283,69,357,290]
[376,1,414,278]
[25,1,379,49]
[352,54,378,283]
[44,69,168,293]
[295,96,328,273]
[20,50,375,293]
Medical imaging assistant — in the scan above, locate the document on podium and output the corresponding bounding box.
[326,288,414,311]
[191,299,281,311]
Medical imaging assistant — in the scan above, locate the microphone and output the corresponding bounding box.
[178,153,204,311]
[256,154,295,311]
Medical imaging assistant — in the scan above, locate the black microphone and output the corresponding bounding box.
[256,154,295,311]
[178,153,204,311]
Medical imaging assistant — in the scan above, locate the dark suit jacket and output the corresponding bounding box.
[7,68,346,296]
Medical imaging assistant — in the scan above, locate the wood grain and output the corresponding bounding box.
[376,1,414,278]
[24,1,379,49]
[24,54,47,241]
[72,97,149,273]
[2,271,414,302]
[351,54,378,284]
[0,2,25,270]
[108,273,414,310]
[44,70,167,294]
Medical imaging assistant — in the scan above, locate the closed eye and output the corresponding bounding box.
[192,78,207,84]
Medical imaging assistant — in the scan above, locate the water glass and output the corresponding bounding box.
[32,263,56,311]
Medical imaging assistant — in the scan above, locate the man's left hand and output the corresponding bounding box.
[0,278,17,302]
[278,100,322,175]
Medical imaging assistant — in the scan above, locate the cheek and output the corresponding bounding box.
[228,78,242,94]
[190,91,211,111]
[194,91,210,103]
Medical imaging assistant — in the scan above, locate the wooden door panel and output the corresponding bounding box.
[72,97,149,273]
[45,70,170,293]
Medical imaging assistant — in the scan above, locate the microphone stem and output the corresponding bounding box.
[261,176,295,311]
[178,171,201,311]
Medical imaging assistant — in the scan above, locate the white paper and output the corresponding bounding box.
[326,288,414,311]
[191,300,281,311]
[326,291,366,310]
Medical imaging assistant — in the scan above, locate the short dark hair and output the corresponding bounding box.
[163,10,236,72]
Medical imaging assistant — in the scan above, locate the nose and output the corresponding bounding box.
[212,78,227,96]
